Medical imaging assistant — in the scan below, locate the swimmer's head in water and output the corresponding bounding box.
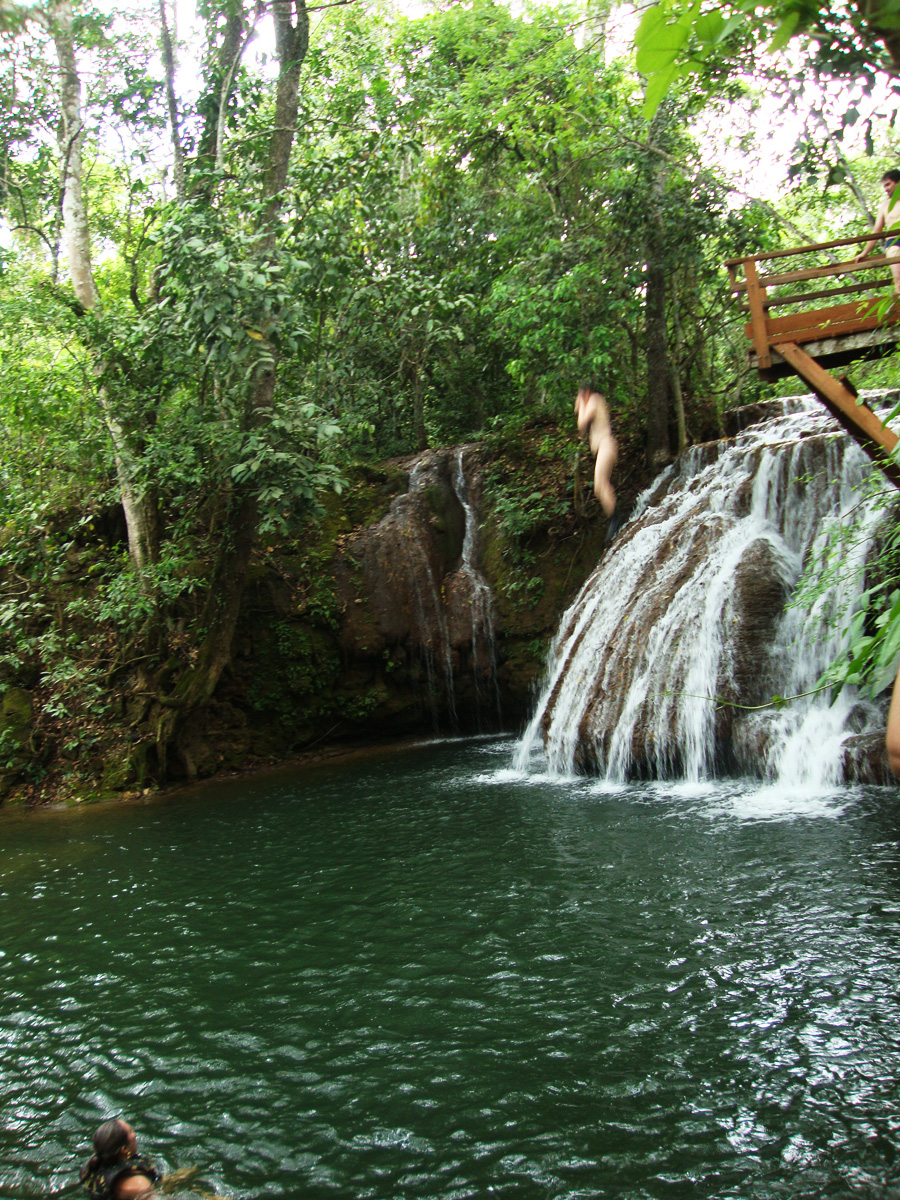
[92,1119,136,1164]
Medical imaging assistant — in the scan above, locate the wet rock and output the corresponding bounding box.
[525,395,894,784]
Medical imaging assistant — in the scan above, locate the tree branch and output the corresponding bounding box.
[215,12,263,172]
[159,0,185,201]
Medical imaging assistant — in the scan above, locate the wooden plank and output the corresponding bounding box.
[766,298,882,333]
[723,234,881,269]
[774,341,900,490]
[731,257,892,295]
[743,297,900,348]
[745,312,884,348]
[770,314,884,345]
[757,259,888,289]
[754,278,893,311]
[743,259,771,370]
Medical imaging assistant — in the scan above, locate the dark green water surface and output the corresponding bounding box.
[4,738,900,1200]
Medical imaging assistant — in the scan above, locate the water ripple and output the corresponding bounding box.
[2,742,900,1198]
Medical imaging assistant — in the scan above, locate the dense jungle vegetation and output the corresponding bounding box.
[2,0,900,802]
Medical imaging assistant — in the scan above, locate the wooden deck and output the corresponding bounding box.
[725,236,900,488]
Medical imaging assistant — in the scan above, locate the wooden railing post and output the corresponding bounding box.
[744,259,771,370]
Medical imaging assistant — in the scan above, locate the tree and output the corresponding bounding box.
[0,0,345,780]
[301,0,757,467]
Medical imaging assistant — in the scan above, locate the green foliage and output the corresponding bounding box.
[66,549,202,633]
[243,618,382,732]
[791,484,900,701]
[489,486,570,542]
[818,588,900,698]
[479,417,581,610]
[634,0,900,121]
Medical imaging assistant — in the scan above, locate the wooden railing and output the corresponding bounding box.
[724,235,900,489]
[724,235,900,375]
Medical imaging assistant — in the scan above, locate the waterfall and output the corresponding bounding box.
[450,449,502,729]
[343,448,502,733]
[514,395,897,786]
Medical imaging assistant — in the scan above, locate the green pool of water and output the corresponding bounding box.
[3,737,900,1199]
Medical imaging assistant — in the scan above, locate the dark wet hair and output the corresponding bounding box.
[92,1119,129,1165]
[882,170,900,184]
[578,380,601,394]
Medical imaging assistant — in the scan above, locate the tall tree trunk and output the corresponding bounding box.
[668,277,687,455]
[644,256,671,472]
[159,0,185,201]
[155,0,310,778]
[48,0,161,574]
[49,0,98,311]
[643,155,672,473]
[413,361,427,452]
[198,7,247,162]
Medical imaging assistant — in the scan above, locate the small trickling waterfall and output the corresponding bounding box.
[337,445,501,733]
[514,395,899,786]
[450,449,502,729]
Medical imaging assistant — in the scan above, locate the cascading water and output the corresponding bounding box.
[514,395,898,786]
[344,448,502,733]
[405,460,458,728]
[450,449,502,728]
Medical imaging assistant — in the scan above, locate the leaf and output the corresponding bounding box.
[635,17,691,75]
[634,4,667,50]
[767,10,802,52]
[693,10,724,43]
[872,656,900,695]
[642,62,680,119]
[718,14,745,41]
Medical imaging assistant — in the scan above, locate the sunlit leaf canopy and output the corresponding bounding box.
[635,0,900,120]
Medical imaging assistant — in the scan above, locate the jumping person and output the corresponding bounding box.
[853,169,900,295]
[80,1120,159,1200]
[574,381,618,518]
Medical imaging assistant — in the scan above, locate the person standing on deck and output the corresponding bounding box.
[853,169,900,294]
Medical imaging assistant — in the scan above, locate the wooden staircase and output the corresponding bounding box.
[725,236,900,489]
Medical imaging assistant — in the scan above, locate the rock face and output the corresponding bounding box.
[223,441,595,767]
[516,396,900,786]
[333,448,497,730]
[0,427,613,799]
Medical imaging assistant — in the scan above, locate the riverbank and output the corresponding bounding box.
[1,730,517,813]
[1,413,647,808]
